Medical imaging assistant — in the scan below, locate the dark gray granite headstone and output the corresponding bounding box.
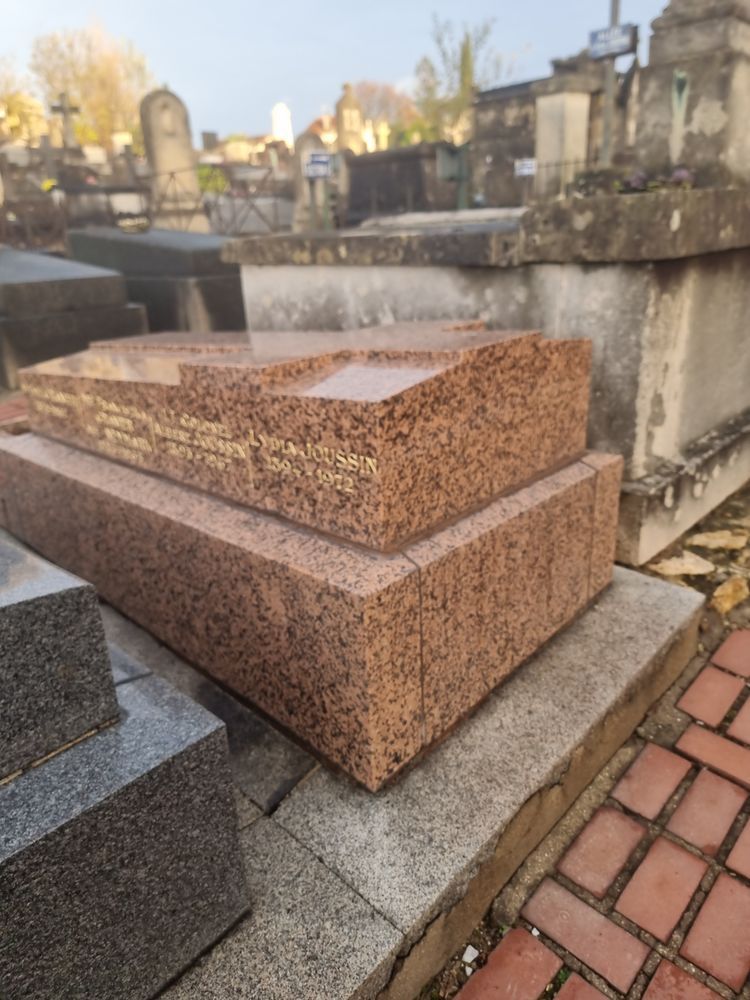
[0,248,148,389]
[67,228,245,333]
[125,274,245,332]
[68,226,237,276]
[0,302,147,389]
[0,530,119,777]
[0,673,248,1000]
[0,247,126,318]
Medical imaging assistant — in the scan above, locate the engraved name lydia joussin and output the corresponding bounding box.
[247,428,378,477]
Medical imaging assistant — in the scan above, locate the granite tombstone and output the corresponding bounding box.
[69,226,245,333]
[1,321,622,790]
[0,247,147,389]
[0,534,248,999]
[140,88,210,233]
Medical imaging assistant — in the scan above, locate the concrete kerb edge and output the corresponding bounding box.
[374,595,703,1000]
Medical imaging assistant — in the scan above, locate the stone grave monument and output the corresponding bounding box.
[0,246,147,389]
[68,226,245,332]
[637,0,750,184]
[0,322,621,791]
[0,530,247,999]
[292,129,330,232]
[140,87,211,233]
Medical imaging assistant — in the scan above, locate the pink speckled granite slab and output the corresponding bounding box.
[0,434,620,791]
[19,323,591,550]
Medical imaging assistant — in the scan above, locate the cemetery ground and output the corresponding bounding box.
[422,482,750,1000]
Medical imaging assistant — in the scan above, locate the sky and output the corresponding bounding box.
[5,0,668,139]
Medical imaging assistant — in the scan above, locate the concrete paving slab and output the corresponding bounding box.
[274,568,704,939]
[162,817,402,1000]
[109,643,152,686]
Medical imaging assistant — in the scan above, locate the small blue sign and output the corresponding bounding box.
[589,24,638,60]
[303,152,334,179]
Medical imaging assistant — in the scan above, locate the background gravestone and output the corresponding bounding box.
[0,247,147,390]
[292,130,329,232]
[140,88,210,233]
[68,227,245,333]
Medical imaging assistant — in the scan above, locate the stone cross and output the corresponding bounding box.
[50,92,80,149]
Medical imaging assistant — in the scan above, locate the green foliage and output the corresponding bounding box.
[27,23,154,151]
[197,164,229,194]
[414,15,504,141]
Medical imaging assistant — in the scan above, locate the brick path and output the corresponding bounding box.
[446,630,750,1000]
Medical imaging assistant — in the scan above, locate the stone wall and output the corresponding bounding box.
[471,82,538,206]
[227,190,750,564]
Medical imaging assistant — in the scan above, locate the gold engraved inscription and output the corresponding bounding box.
[25,385,380,498]
[247,429,378,494]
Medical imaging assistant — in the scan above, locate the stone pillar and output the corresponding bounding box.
[292,131,328,232]
[140,88,210,233]
[636,0,750,183]
[533,85,593,198]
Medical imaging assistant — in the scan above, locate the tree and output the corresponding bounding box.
[351,82,416,129]
[414,16,505,142]
[0,58,46,143]
[29,24,154,151]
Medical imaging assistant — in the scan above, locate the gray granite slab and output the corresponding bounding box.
[0,530,118,777]
[69,226,237,276]
[0,247,126,317]
[0,674,248,1000]
[100,604,317,812]
[234,789,263,830]
[274,568,704,937]
[109,642,151,686]
[162,817,401,1000]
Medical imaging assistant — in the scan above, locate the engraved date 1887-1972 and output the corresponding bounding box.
[248,429,378,495]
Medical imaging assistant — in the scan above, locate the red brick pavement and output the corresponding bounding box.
[455,631,750,1000]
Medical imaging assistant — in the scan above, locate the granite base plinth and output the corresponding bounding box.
[0,529,118,778]
[0,674,247,1000]
[0,433,621,790]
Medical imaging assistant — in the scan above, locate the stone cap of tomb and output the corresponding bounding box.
[223,189,750,269]
[650,0,750,60]
[20,322,592,550]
